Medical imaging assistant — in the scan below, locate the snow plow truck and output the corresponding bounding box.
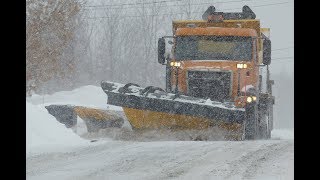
[46,5,275,140]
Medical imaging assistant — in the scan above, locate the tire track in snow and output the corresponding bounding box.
[242,140,293,179]
[156,144,218,180]
[146,141,241,180]
[223,140,293,179]
[74,144,156,180]
[26,141,136,178]
[75,142,217,180]
[27,140,293,180]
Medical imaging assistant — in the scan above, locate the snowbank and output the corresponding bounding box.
[26,85,122,156]
[26,102,91,155]
[26,85,122,111]
[271,128,294,140]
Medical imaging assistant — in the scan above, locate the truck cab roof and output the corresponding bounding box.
[175,27,258,37]
[172,19,261,37]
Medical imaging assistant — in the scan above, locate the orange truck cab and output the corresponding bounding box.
[158,6,273,109]
[101,5,275,140]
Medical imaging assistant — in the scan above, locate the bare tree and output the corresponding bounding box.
[100,6,124,81]
[26,0,220,95]
[26,0,82,95]
[133,0,166,86]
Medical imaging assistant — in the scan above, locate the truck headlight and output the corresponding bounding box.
[170,61,181,67]
[237,63,247,69]
[252,96,257,101]
[246,96,257,103]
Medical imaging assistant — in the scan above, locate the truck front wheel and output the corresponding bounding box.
[244,103,258,140]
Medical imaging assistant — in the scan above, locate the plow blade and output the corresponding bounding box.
[45,105,124,132]
[101,81,246,140]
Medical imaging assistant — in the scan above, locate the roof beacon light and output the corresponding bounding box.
[202,5,256,22]
[208,14,224,23]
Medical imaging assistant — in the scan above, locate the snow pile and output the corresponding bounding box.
[26,85,123,155]
[271,128,294,140]
[71,116,88,136]
[27,85,122,111]
[26,102,90,155]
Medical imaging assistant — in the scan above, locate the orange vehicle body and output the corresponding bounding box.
[168,19,265,107]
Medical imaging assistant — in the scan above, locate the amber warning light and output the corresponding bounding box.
[202,5,256,21]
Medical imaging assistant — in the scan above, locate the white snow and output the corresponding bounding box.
[71,116,88,137]
[26,102,91,155]
[27,138,293,180]
[271,128,294,140]
[27,85,122,111]
[26,85,293,180]
[26,85,122,155]
[106,82,243,111]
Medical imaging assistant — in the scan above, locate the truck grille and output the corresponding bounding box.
[187,70,232,102]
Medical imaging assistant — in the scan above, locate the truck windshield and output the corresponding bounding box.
[174,36,253,61]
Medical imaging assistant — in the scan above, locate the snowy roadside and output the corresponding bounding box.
[271,128,294,140]
[26,85,124,156]
[26,85,122,111]
[26,85,293,180]
[26,102,90,156]
[27,138,293,180]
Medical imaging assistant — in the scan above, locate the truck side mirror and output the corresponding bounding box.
[263,39,271,65]
[158,38,166,64]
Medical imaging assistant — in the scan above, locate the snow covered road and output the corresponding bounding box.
[27,86,294,180]
[27,136,293,180]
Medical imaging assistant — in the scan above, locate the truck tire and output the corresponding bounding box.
[258,97,273,139]
[259,114,271,139]
[244,103,258,140]
[267,100,273,138]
